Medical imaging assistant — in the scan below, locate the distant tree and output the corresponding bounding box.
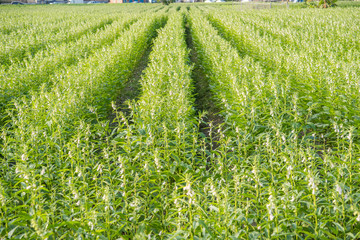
[306,0,337,8]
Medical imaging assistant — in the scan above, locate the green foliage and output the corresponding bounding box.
[1,4,360,239]
[162,0,171,5]
[306,0,337,8]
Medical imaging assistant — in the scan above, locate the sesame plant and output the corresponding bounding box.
[0,14,141,124]
[187,7,360,238]
[1,3,360,239]
[0,14,113,68]
[1,10,167,238]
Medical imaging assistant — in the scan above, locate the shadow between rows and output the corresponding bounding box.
[184,14,224,151]
[108,19,168,129]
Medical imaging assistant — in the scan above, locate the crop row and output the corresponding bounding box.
[187,8,360,238]
[106,10,204,237]
[1,5,360,239]
[0,13,139,122]
[1,11,167,238]
[0,15,114,67]
[205,8,360,142]
[208,7,360,63]
[0,4,160,67]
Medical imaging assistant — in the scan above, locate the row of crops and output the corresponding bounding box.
[1,4,360,239]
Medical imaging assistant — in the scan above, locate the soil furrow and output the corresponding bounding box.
[108,18,168,126]
[184,14,223,151]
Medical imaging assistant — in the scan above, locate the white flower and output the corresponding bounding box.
[347,133,352,140]
[183,182,195,203]
[183,184,191,191]
[96,164,103,174]
[88,221,94,231]
[21,154,28,161]
[89,107,95,114]
[210,183,216,196]
[335,184,342,195]
[269,211,274,221]
[130,200,137,208]
[286,165,293,179]
[111,101,116,111]
[308,177,317,195]
[267,193,276,221]
[154,149,162,171]
[73,191,79,200]
[357,215,360,222]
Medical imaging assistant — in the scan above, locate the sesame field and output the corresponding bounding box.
[1,3,360,239]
